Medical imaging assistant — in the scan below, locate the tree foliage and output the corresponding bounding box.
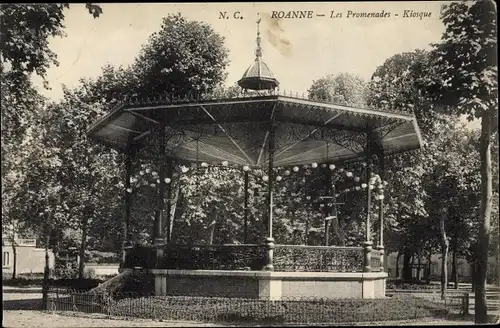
[427,0,497,124]
[308,73,367,107]
[423,1,497,322]
[0,4,102,82]
[367,50,446,134]
[31,13,232,252]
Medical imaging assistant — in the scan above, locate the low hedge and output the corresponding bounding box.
[105,294,449,324]
[2,276,104,290]
[387,279,440,290]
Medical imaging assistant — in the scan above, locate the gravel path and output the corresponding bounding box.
[2,286,222,327]
[3,311,228,327]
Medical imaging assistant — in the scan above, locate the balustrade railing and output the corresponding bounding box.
[124,244,267,271]
[273,245,364,272]
[159,244,267,270]
[124,244,371,273]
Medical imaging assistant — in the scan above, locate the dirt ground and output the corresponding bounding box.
[2,286,480,327]
[2,286,222,327]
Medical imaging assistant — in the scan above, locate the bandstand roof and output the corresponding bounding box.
[87,94,423,167]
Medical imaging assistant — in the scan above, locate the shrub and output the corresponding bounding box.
[104,294,449,324]
[50,278,104,291]
[83,268,97,279]
[54,261,78,279]
[85,250,121,264]
[387,279,438,290]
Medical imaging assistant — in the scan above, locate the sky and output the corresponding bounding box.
[30,2,479,129]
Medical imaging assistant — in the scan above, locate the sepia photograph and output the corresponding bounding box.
[1,1,498,327]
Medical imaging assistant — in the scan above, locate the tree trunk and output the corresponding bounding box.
[166,182,181,241]
[475,115,493,324]
[452,237,458,289]
[42,212,52,310]
[403,247,412,281]
[440,209,449,300]
[411,253,416,280]
[472,259,477,292]
[305,218,309,245]
[396,251,401,279]
[426,252,432,284]
[330,216,346,246]
[78,216,89,279]
[206,205,218,245]
[11,239,17,280]
[417,252,421,281]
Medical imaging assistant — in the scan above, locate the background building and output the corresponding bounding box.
[2,237,55,277]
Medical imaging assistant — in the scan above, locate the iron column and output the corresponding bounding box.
[244,170,249,244]
[122,147,135,270]
[264,110,276,271]
[363,138,373,272]
[377,151,385,272]
[166,160,173,245]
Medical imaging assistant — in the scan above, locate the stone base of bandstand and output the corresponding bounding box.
[150,269,387,300]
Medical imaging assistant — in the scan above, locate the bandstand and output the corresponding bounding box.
[87,18,422,300]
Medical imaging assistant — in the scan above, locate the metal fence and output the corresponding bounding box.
[47,288,469,324]
[273,245,365,272]
[124,244,377,272]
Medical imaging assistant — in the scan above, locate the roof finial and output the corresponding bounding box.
[255,14,262,59]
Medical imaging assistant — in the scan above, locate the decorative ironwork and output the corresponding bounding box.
[161,244,267,270]
[115,91,412,118]
[124,244,268,270]
[273,245,364,272]
[370,120,408,141]
[124,244,369,273]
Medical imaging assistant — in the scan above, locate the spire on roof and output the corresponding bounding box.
[255,16,262,58]
[237,13,279,92]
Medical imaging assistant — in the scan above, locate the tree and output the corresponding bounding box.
[367,50,447,135]
[308,73,367,107]
[1,4,103,301]
[424,126,481,299]
[128,13,229,100]
[367,51,448,281]
[49,87,122,278]
[367,47,485,292]
[424,1,497,322]
[1,72,47,231]
[305,73,370,246]
[0,4,102,83]
[54,13,231,258]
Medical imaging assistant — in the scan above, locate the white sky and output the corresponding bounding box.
[32,2,449,98]
[30,2,479,129]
